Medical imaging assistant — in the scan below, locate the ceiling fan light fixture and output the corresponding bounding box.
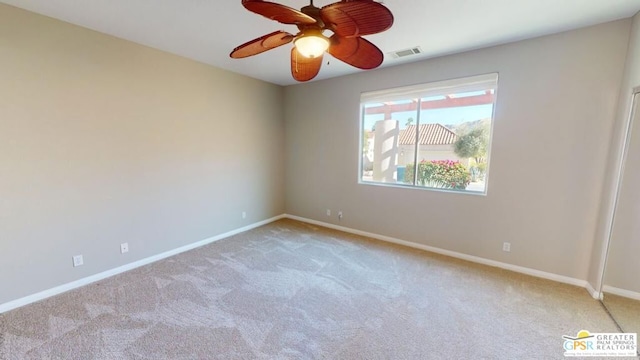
[294,33,329,58]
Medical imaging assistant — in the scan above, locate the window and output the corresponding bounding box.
[360,73,498,194]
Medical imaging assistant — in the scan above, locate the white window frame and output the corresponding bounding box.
[358,73,499,195]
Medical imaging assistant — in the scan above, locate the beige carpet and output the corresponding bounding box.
[0,219,623,359]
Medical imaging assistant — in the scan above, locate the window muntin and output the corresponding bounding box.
[360,74,498,194]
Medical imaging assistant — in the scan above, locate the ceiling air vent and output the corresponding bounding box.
[389,47,423,59]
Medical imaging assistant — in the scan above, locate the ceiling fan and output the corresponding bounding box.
[230,0,394,82]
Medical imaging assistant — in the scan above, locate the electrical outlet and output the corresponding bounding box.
[242,211,246,219]
[326,209,331,216]
[338,211,343,220]
[120,243,129,254]
[502,242,511,252]
[73,255,84,267]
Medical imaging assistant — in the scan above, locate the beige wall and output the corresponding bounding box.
[591,12,640,294]
[0,4,285,305]
[284,20,630,281]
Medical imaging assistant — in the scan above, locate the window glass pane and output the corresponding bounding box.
[414,89,494,192]
[362,100,418,184]
[360,74,497,194]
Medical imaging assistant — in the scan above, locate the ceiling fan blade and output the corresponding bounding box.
[328,35,383,70]
[230,30,294,58]
[290,48,323,82]
[320,0,393,37]
[242,0,317,25]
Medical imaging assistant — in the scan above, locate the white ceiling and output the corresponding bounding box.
[2,0,639,86]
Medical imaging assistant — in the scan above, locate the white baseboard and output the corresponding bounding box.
[285,214,596,295]
[2,213,605,314]
[603,285,640,301]
[585,283,602,300]
[0,215,286,314]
